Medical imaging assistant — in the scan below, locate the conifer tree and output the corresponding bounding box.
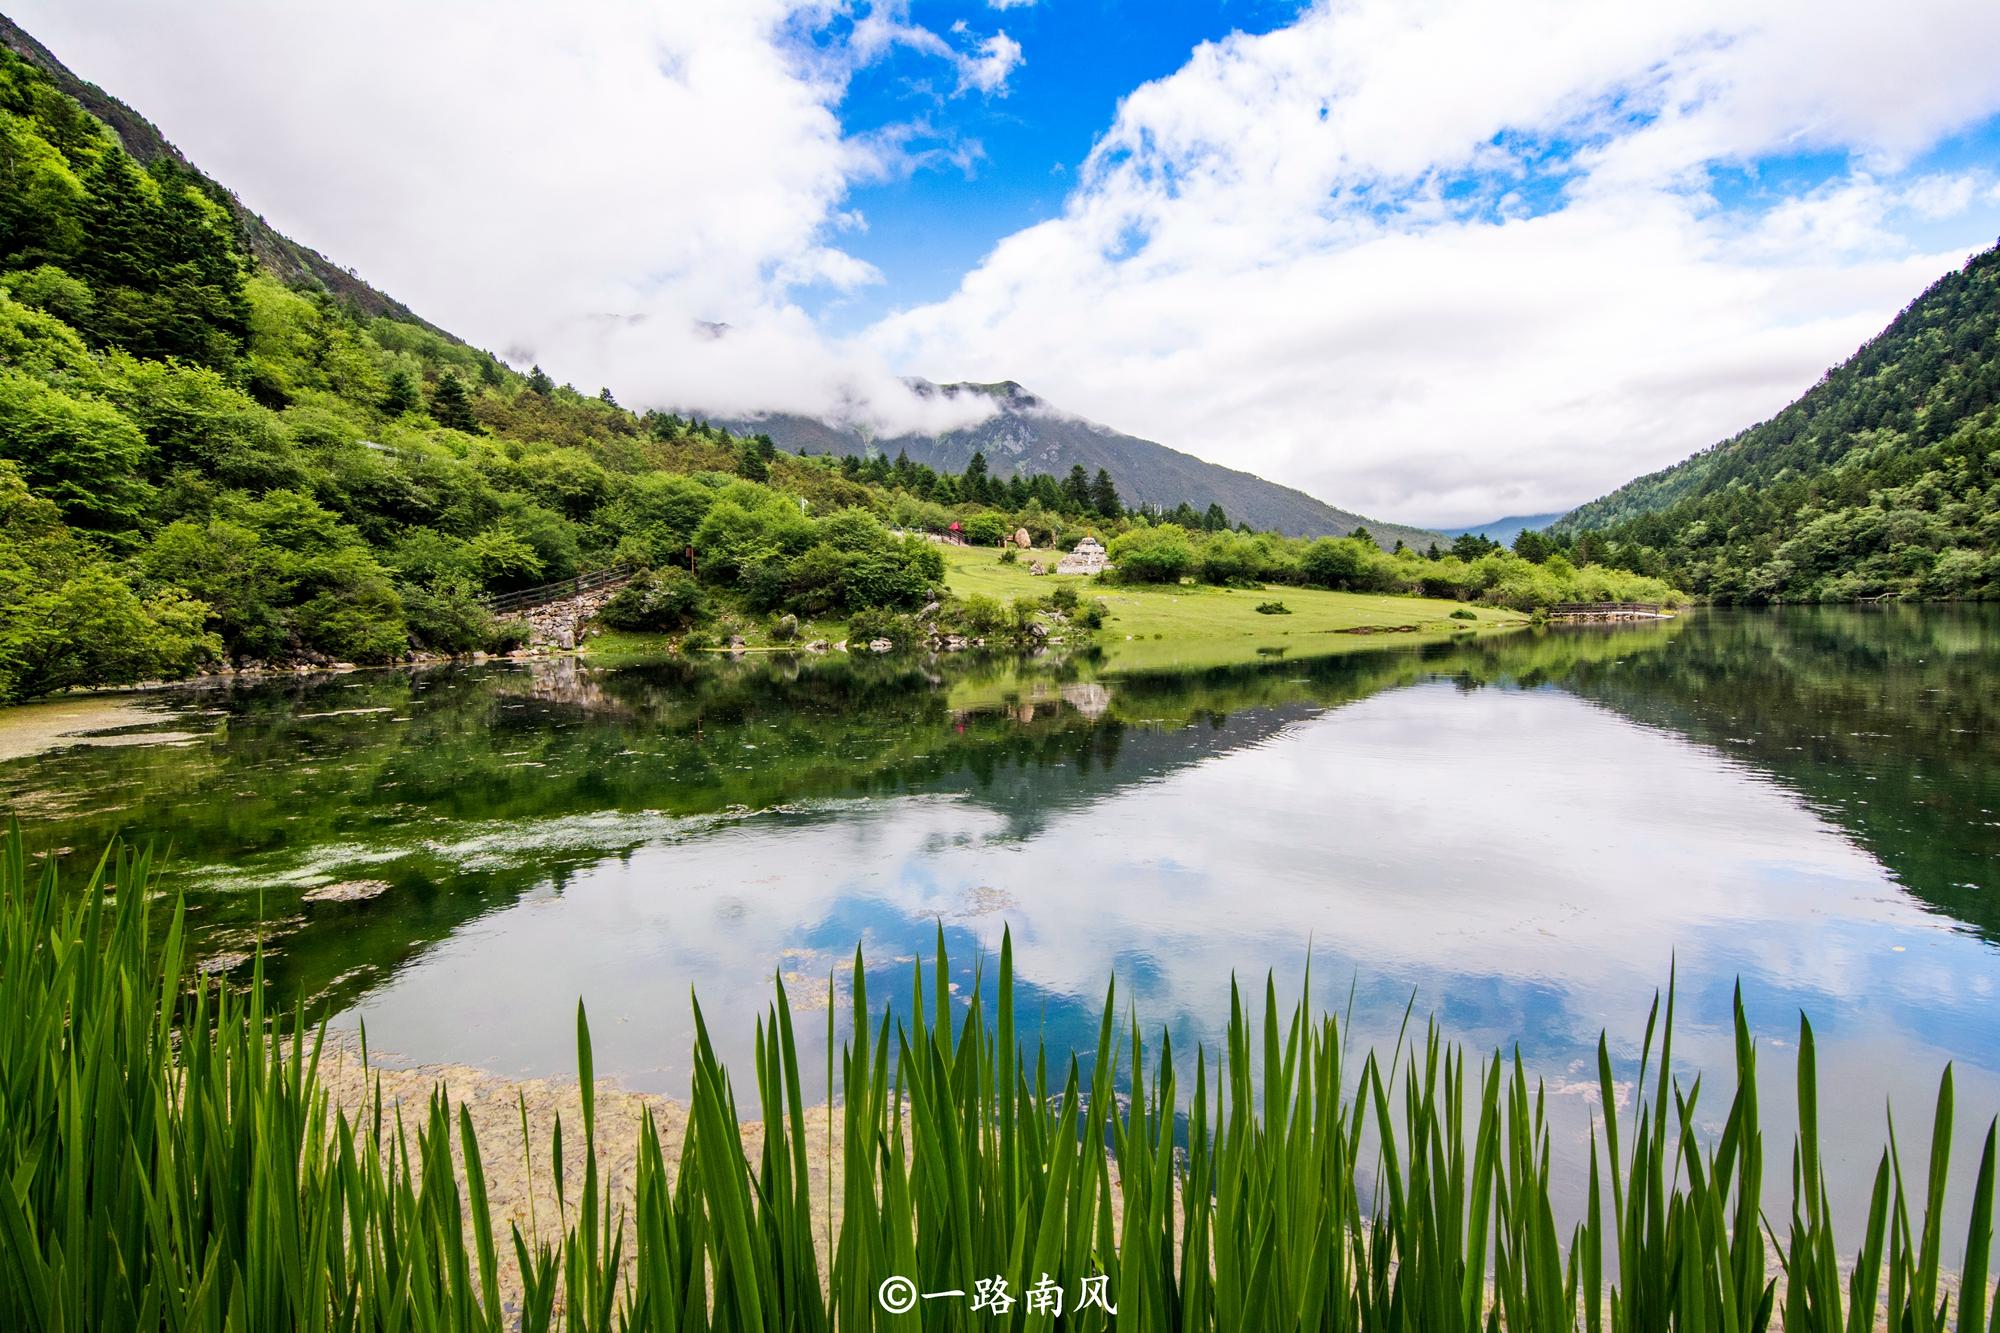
[430,370,478,431]
[382,368,420,416]
[1090,468,1121,517]
[1063,464,1092,512]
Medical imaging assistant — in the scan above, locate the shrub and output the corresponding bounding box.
[847,606,908,645]
[597,567,706,632]
[957,593,1008,634]
[399,580,495,654]
[770,612,799,642]
[486,617,531,653]
[1107,524,1196,583]
[962,512,1007,546]
[1450,608,1477,620]
[1255,600,1291,615]
[1077,598,1108,629]
[998,546,1018,564]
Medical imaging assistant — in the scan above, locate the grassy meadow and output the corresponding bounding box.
[939,543,1530,673]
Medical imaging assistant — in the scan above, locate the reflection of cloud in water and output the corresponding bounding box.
[334,680,2000,1246]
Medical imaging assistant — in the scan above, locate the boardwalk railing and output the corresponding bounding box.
[1545,600,1662,616]
[480,566,634,615]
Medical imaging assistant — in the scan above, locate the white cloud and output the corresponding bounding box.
[18,0,2000,517]
[957,32,1025,97]
[8,0,1008,435]
[868,0,2000,525]
[849,2,1024,99]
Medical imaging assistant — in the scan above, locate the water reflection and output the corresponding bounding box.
[3,609,1997,1240]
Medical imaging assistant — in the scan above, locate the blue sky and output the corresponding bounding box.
[816,0,1311,330]
[19,0,2000,526]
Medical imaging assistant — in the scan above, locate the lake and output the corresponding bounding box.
[4,606,1998,1239]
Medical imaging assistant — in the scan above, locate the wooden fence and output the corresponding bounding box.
[480,566,634,615]
[1545,601,1663,616]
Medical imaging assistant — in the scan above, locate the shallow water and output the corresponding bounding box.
[5,606,1998,1242]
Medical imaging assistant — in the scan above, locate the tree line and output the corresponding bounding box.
[1554,242,2000,603]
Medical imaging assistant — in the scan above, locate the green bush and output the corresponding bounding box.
[962,511,1007,546]
[998,546,1018,564]
[1255,600,1291,615]
[597,568,706,632]
[957,593,1007,634]
[1450,607,1478,620]
[1108,523,1196,583]
[398,580,495,654]
[486,617,531,653]
[847,606,909,645]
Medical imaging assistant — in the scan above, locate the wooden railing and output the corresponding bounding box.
[1545,601,1662,616]
[480,566,634,615]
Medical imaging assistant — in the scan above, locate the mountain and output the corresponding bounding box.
[1438,512,1566,546]
[0,21,963,701]
[1560,242,2000,602]
[0,13,445,337]
[720,381,1443,550]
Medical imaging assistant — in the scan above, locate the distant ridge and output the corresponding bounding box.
[1438,512,1566,546]
[722,380,1444,549]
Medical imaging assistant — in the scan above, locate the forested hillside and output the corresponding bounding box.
[1560,243,2000,602]
[0,28,1679,704]
[0,42,968,701]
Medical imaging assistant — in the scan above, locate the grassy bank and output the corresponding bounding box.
[942,544,1530,672]
[3,830,1994,1331]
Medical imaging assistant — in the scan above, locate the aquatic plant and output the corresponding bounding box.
[0,827,1994,1331]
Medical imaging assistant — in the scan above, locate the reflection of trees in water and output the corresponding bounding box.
[10,609,1987,1012]
[1565,606,2000,940]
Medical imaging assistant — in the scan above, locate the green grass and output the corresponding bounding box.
[3,828,1995,1331]
[940,545,1528,673]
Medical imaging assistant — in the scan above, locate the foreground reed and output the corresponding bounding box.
[0,830,1994,1331]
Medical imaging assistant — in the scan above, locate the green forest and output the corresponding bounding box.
[0,46,1674,704]
[1556,242,2000,603]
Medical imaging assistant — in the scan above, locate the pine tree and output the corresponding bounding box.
[1090,468,1121,517]
[736,440,769,482]
[430,370,478,432]
[1203,502,1228,532]
[598,386,618,407]
[1063,464,1092,513]
[381,368,420,417]
[964,450,990,502]
[526,365,554,395]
